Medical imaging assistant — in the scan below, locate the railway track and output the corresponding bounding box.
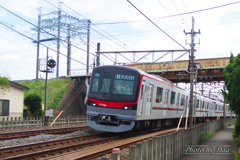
[1,128,177,160]
[0,125,90,141]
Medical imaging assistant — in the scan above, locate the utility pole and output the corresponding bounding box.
[44,48,49,126]
[86,20,91,74]
[56,2,62,78]
[184,17,200,127]
[67,24,71,76]
[96,43,100,66]
[33,4,90,78]
[36,8,41,80]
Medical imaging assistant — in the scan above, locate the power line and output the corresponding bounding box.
[96,1,240,25]
[0,5,95,56]
[0,21,87,66]
[171,0,190,30]
[127,0,187,50]
[156,0,184,31]
[58,1,135,51]
[181,0,199,29]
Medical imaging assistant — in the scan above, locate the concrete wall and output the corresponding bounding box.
[102,118,236,160]
[0,86,24,117]
[56,79,87,116]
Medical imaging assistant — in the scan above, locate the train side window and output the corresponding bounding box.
[196,99,199,108]
[155,87,163,103]
[140,84,144,100]
[170,91,176,105]
[202,101,205,109]
[176,93,180,106]
[164,89,169,104]
[185,96,188,107]
[215,104,217,110]
[206,102,209,109]
[180,95,185,106]
[199,100,202,108]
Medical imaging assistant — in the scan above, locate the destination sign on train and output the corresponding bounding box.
[115,74,135,80]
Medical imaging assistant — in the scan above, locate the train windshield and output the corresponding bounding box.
[88,66,140,102]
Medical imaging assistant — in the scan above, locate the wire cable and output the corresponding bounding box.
[0,22,87,66]
[156,0,184,31]
[45,0,135,51]
[0,5,95,56]
[127,0,187,50]
[96,1,240,25]
[171,0,190,30]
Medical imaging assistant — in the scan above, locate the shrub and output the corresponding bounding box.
[24,94,42,116]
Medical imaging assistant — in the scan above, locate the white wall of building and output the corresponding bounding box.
[0,86,24,117]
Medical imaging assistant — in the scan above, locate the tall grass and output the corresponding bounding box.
[19,78,71,110]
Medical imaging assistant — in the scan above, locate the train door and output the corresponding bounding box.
[163,89,169,116]
[146,84,153,116]
[138,80,145,116]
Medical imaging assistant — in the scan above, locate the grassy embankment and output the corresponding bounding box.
[19,78,71,111]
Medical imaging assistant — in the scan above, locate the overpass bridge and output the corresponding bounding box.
[126,57,230,83]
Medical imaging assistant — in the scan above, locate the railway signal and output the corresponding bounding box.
[47,59,56,69]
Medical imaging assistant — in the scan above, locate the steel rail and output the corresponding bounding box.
[0,125,90,141]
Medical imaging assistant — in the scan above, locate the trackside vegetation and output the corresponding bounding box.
[19,78,71,115]
[0,74,10,94]
[223,53,240,159]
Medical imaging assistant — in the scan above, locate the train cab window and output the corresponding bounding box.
[176,93,180,106]
[155,87,163,103]
[91,73,100,92]
[202,101,205,109]
[100,79,111,93]
[164,89,169,104]
[112,74,135,95]
[180,95,185,106]
[170,91,176,105]
[196,99,200,108]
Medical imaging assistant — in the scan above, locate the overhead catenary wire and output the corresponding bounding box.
[0,5,95,57]
[126,0,187,50]
[44,0,135,52]
[96,1,240,25]
[0,21,88,66]
[171,0,190,30]
[156,0,184,31]
[181,0,199,29]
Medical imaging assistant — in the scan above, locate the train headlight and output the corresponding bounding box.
[123,104,137,110]
[88,100,96,106]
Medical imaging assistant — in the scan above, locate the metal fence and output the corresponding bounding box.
[0,115,87,129]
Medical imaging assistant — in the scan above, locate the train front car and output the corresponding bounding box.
[87,66,141,132]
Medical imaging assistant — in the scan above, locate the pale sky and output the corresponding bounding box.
[0,0,240,80]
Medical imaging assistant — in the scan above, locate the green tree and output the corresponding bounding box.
[223,53,240,136]
[24,93,42,116]
[0,75,10,94]
[223,53,240,115]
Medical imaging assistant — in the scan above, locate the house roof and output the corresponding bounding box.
[9,81,29,90]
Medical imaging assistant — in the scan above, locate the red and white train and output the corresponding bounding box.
[87,65,235,132]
